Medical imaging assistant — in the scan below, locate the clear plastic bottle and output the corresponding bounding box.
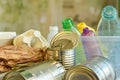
[97,5,120,79]
[97,5,120,36]
[47,26,58,44]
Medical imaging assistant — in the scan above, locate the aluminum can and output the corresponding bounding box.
[64,56,115,80]
[3,60,65,80]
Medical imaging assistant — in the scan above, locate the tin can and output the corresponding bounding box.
[64,56,115,80]
[50,31,79,70]
[62,49,76,70]
[50,49,76,70]
[3,61,65,80]
[50,31,79,50]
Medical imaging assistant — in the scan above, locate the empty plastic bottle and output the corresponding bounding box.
[77,22,103,60]
[47,26,58,45]
[97,5,120,36]
[62,18,81,36]
[62,18,86,65]
[81,27,102,60]
[97,5,120,79]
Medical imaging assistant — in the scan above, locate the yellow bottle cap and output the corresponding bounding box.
[77,22,95,33]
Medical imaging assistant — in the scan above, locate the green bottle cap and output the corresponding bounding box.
[62,18,74,29]
[102,5,117,20]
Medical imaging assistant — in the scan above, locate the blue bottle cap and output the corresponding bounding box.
[102,5,117,20]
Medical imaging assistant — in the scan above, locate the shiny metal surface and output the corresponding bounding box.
[50,31,79,70]
[64,65,98,80]
[64,56,115,80]
[85,56,115,80]
[3,61,65,80]
[62,49,76,70]
[50,31,79,50]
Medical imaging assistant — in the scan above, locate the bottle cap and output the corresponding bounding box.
[102,5,117,20]
[62,18,74,29]
[82,27,95,36]
[83,27,90,34]
[49,26,58,31]
[77,22,87,33]
[77,22,95,33]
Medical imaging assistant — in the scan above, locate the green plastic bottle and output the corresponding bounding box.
[62,18,81,36]
[62,18,86,65]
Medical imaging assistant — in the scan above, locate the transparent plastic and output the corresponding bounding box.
[76,36,120,80]
[97,5,120,36]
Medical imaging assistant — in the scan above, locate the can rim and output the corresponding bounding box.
[3,71,25,80]
[50,31,79,50]
[64,65,98,80]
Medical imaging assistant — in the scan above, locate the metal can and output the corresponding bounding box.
[62,49,76,70]
[50,31,79,50]
[50,31,79,70]
[64,56,115,80]
[49,49,76,70]
[3,61,65,80]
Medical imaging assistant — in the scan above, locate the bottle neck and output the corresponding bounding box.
[102,15,118,21]
[49,30,58,33]
[102,5,118,20]
[63,26,81,36]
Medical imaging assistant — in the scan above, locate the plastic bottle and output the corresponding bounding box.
[47,26,58,44]
[97,5,120,36]
[62,18,86,65]
[81,27,103,60]
[97,5,120,79]
[62,18,80,36]
[77,22,103,59]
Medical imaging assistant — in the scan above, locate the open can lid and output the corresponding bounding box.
[50,31,79,50]
[64,65,98,80]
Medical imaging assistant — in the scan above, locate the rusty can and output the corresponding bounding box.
[64,56,115,80]
[3,61,65,80]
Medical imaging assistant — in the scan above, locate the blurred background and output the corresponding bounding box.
[0,0,119,38]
